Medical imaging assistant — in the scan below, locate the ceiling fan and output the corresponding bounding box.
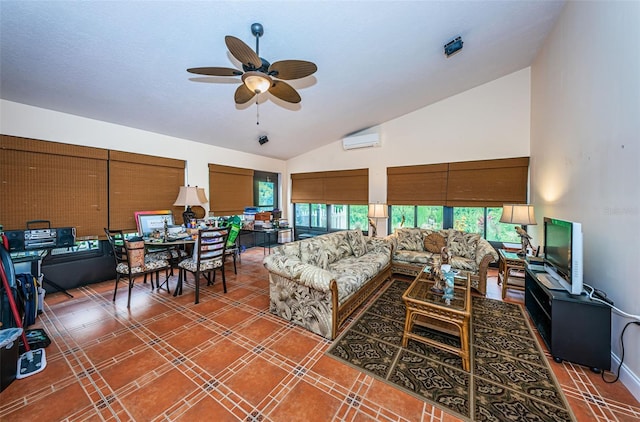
[187,23,317,105]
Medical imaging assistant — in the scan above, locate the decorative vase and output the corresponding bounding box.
[442,270,455,305]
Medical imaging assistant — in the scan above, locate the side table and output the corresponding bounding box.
[401,267,472,371]
[498,249,526,299]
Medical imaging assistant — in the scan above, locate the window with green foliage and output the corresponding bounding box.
[453,207,486,236]
[390,205,415,230]
[417,206,444,230]
[486,207,522,243]
[388,205,524,243]
[254,171,278,212]
[257,180,274,210]
[329,204,368,230]
[295,203,310,226]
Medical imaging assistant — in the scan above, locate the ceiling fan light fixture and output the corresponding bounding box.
[242,71,272,94]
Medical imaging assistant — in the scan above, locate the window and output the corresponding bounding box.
[295,203,310,227]
[417,206,444,230]
[257,180,275,211]
[390,205,415,230]
[310,204,327,228]
[389,205,522,243]
[254,171,279,212]
[349,205,368,230]
[453,207,486,236]
[486,207,522,243]
[295,203,367,233]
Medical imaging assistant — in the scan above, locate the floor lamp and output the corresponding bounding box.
[499,204,537,256]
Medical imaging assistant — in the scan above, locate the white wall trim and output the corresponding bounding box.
[611,352,640,402]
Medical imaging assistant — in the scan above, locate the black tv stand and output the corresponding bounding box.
[525,267,611,372]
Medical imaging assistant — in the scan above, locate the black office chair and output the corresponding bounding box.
[174,228,229,304]
[104,229,170,308]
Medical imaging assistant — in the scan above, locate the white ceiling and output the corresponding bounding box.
[0,1,565,160]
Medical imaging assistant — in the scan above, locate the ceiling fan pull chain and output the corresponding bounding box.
[256,99,260,125]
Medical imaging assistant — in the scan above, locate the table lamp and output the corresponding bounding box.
[368,203,388,237]
[174,186,207,225]
[499,204,536,256]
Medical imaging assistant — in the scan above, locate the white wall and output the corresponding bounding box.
[287,68,531,234]
[530,1,640,399]
[0,100,288,216]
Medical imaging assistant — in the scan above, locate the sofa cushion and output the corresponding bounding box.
[395,228,424,251]
[423,232,446,253]
[347,229,367,257]
[328,251,390,304]
[450,256,477,271]
[393,249,434,265]
[300,232,353,269]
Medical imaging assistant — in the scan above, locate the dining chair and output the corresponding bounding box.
[104,229,170,308]
[224,235,240,274]
[174,227,230,304]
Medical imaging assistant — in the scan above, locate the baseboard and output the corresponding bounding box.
[611,352,640,402]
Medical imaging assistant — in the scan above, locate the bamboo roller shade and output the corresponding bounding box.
[109,151,185,231]
[291,169,368,204]
[0,135,185,237]
[388,157,529,206]
[1,135,108,237]
[208,164,254,216]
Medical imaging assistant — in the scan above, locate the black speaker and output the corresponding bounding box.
[56,227,76,247]
[5,230,25,252]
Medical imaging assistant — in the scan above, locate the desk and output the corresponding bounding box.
[401,266,472,371]
[240,228,292,254]
[10,249,73,298]
[498,249,526,299]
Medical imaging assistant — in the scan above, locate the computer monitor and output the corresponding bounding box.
[134,210,174,237]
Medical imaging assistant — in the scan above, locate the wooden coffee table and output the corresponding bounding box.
[401,266,472,371]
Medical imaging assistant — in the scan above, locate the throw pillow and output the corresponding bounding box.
[396,228,424,251]
[347,229,367,258]
[446,230,467,259]
[423,233,446,253]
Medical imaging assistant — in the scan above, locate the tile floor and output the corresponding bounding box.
[1,248,638,421]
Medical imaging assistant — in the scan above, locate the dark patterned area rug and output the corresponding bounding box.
[327,279,576,421]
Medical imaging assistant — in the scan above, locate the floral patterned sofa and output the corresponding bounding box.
[385,228,498,295]
[263,230,392,339]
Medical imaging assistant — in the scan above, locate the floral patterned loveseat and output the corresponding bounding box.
[263,230,392,339]
[385,228,498,295]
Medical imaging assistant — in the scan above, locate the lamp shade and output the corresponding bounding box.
[173,186,204,207]
[368,203,388,219]
[196,187,208,204]
[499,204,537,225]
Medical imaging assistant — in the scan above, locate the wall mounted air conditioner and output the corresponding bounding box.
[342,133,380,150]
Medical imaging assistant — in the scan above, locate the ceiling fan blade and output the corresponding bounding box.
[269,80,301,104]
[187,67,243,76]
[225,35,261,69]
[269,60,318,80]
[234,84,256,104]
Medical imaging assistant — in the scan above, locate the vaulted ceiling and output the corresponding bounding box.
[0,1,565,160]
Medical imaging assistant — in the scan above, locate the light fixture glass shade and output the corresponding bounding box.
[173,186,204,207]
[242,71,272,94]
[499,204,537,225]
[368,203,389,219]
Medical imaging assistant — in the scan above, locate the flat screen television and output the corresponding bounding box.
[542,217,584,295]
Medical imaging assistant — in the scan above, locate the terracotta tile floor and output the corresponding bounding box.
[1,248,638,421]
